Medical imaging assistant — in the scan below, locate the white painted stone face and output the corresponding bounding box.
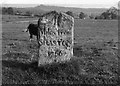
[38,11,74,66]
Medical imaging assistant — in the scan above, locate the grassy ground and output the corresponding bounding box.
[2,15,119,85]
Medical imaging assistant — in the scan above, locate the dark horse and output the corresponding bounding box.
[25,23,39,41]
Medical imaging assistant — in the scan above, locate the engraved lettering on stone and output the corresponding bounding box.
[38,11,74,65]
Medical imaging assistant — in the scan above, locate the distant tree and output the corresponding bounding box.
[79,12,87,19]
[111,12,117,19]
[96,7,118,20]
[66,11,74,17]
[2,7,7,14]
[2,7,14,15]
[7,7,14,15]
[101,12,110,19]
[107,7,118,19]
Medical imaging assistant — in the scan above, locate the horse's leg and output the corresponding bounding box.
[30,34,33,41]
[37,34,41,59]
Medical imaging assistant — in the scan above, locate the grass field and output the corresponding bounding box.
[2,15,119,85]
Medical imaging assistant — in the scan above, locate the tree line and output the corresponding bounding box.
[2,7,119,20]
[94,7,118,19]
[2,7,14,15]
[66,7,118,20]
[2,7,36,16]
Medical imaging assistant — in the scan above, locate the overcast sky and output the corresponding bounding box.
[1,0,120,8]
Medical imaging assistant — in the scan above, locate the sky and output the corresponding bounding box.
[1,0,120,8]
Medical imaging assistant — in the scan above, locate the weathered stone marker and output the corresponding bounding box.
[38,11,74,66]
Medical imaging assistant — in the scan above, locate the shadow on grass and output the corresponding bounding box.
[2,58,80,80]
[2,60,38,71]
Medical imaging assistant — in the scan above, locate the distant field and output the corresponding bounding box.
[2,15,119,85]
[2,15,38,23]
[74,19,118,44]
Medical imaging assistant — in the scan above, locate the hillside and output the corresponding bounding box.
[35,5,108,15]
[13,7,46,15]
